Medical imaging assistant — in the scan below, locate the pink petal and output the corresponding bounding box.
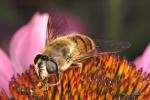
[10,13,49,73]
[134,43,150,73]
[0,49,15,95]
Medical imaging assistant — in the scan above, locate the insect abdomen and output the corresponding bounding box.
[67,34,96,55]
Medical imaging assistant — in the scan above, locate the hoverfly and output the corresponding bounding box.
[34,14,130,92]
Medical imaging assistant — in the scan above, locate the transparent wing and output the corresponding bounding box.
[72,39,131,62]
[94,39,131,53]
[45,10,68,46]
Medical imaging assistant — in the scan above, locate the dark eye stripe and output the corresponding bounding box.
[38,63,42,68]
[34,54,49,64]
[34,54,43,64]
[41,56,49,61]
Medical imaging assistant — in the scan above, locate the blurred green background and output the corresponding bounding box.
[0,0,150,61]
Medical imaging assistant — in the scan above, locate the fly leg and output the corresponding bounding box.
[55,71,62,85]
[38,72,62,93]
[38,79,50,92]
[45,71,62,86]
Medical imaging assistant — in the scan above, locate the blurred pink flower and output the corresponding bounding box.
[0,49,15,96]
[0,11,86,96]
[134,43,150,73]
[10,13,49,73]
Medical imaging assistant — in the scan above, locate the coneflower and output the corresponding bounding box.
[1,54,149,99]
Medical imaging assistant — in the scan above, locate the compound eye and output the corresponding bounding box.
[46,60,58,74]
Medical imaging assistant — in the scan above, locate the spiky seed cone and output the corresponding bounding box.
[1,54,150,99]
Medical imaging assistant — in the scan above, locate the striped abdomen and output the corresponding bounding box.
[66,34,96,56]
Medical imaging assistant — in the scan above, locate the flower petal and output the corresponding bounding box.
[10,13,49,73]
[0,49,15,95]
[134,43,150,73]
